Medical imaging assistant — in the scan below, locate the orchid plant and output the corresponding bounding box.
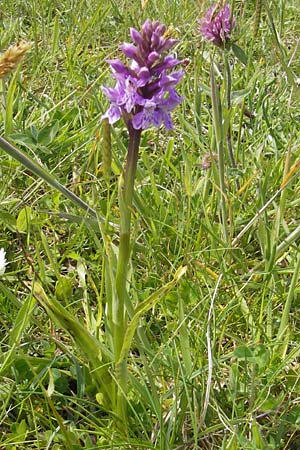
[100,19,184,423]
[198,3,246,242]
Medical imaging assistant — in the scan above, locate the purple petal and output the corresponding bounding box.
[199,3,234,46]
[158,38,177,53]
[207,4,217,21]
[130,27,143,45]
[155,24,166,36]
[138,66,151,80]
[132,100,156,129]
[158,70,184,89]
[152,110,163,127]
[151,32,160,48]
[106,59,130,75]
[101,85,121,102]
[102,18,183,130]
[101,104,122,124]
[223,4,231,20]
[119,43,145,66]
[152,55,181,75]
[148,51,160,63]
[132,111,144,129]
[119,43,138,59]
[142,19,153,37]
[162,112,173,130]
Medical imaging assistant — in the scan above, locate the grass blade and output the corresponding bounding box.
[0,136,102,221]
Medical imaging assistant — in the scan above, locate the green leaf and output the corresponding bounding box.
[11,419,27,443]
[260,392,284,412]
[55,276,73,301]
[31,282,113,405]
[231,87,252,104]
[0,294,36,377]
[233,345,253,359]
[10,132,36,148]
[16,206,32,233]
[210,64,223,144]
[0,209,16,231]
[30,124,39,142]
[9,293,36,347]
[5,65,21,135]
[0,136,108,225]
[118,266,187,366]
[231,43,248,65]
[265,3,300,100]
[199,82,211,96]
[37,120,59,145]
[251,420,266,448]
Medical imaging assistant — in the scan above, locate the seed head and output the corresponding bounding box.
[0,41,32,79]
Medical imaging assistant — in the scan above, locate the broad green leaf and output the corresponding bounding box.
[231,87,252,104]
[16,206,32,233]
[9,293,36,346]
[31,282,113,404]
[37,120,60,145]
[231,43,248,65]
[55,276,73,301]
[233,345,253,359]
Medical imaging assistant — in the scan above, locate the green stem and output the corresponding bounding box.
[114,123,141,422]
[224,53,237,171]
[210,63,228,243]
[277,251,300,342]
[236,41,255,167]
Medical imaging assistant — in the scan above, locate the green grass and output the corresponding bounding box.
[1,0,300,448]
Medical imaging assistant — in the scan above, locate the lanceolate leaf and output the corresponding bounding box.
[31,282,113,404]
[117,266,187,366]
[231,43,248,65]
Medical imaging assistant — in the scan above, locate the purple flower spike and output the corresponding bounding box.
[101,19,183,130]
[199,3,234,47]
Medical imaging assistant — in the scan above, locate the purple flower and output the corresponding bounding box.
[199,3,234,47]
[101,20,183,130]
[132,89,182,130]
[101,76,147,124]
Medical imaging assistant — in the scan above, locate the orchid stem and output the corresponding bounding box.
[224,52,237,172]
[210,63,229,244]
[114,123,141,423]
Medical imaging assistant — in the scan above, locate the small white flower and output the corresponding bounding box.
[0,248,7,275]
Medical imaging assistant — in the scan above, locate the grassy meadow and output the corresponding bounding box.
[1,0,300,448]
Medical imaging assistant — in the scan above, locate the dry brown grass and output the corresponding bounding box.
[0,40,32,79]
